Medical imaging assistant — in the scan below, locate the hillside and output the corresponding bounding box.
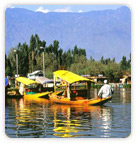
[5,6,131,61]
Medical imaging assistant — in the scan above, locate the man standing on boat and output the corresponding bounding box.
[98,80,113,98]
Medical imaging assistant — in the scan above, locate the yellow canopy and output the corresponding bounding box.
[54,70,92,84]
[16,77,38,85]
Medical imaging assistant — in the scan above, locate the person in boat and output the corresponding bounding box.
[98,80,113,98]
[19,83,25,95]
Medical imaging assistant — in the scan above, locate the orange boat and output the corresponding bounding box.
[49,91,111,105]
[49,70,112,105]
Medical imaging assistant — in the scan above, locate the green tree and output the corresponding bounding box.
[66,49,73,68]
[6,33,131,82]
[87,60,105,76]
[127,53,131,69]
[100,56,104,64]
[29,34,47,72]
[72,45,86,62]
[61,52,67,66]
[58,48,63,66]
[29,35,36,72]
[112,57,115,63]
[120,56,128,70]
[70,55,87,75]
[5,54,12,76]
[90,56,95,61]
[104,58,111,65]
[17,43,29,76]
[45,40,61,70]
[8,48,18,76]
[104,62,122,82]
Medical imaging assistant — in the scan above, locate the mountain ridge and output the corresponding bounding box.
[5,6,131,61]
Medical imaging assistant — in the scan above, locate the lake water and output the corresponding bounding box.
[5,89,131,138]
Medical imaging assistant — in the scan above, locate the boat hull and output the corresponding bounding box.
[49,92,111,105]
[5,94,23,98]
[24,91,52,98]
[6,88,23,98]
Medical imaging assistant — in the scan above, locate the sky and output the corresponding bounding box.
[8,5,123,13]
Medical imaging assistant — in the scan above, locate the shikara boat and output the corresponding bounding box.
[6,88,23,98]
[16,77,53,98]
[5,77,23,98]
[49,70,112,105]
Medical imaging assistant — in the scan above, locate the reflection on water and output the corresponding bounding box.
[51,104,113,137]
[5,89,131,138]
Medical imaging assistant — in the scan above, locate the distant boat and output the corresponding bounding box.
[16,77,53,98]
[27,70,43,80]
[5,77,23,98]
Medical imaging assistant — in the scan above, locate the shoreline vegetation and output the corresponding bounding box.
[5,34,131,83]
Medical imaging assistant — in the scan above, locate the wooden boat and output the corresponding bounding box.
[16,77,53,98]
[6,87,23,98]
[5,78,23,98]
[49,70,112,105]
[24,91,52,98]
[24,94,50,104]
[49,91,111,105]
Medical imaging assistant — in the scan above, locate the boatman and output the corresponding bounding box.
[98,80,113,98]
[19,83,25,96]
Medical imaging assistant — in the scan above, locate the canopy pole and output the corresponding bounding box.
[53,74,56,92]
[87,82,91,99]
[67,83,70,100]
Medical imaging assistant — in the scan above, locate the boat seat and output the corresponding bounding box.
[71,96,86,101]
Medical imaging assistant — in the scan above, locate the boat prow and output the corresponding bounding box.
[88,96,112,105]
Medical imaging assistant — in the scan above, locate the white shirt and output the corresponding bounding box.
[98,84,113,98]
[19,83,25,95]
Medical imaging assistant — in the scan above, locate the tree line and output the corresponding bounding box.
[5,34,131,82]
